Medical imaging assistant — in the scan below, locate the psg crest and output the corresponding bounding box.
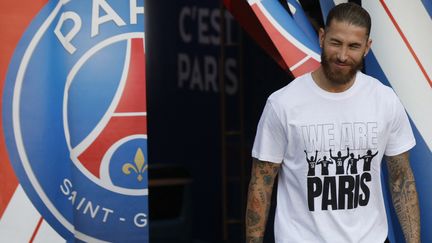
[2,0,148,241]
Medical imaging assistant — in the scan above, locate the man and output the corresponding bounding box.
[246,3,420,243]
[346,153,360,175]
[360,149,379,171]
[304,150,318,176]
[330,148,350,175]
[316,155,333,176]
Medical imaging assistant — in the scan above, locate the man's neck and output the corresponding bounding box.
[311,67,356,93]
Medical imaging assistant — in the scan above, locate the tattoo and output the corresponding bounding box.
[245,159,281,243]
[246,236,264,243]
[386,152,421,243]
[246,209,260,227]
[258,190,265,203]
[263,175,272,185]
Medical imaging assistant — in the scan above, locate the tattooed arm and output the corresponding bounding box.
[245,158,281,243]
[385,152,421,243]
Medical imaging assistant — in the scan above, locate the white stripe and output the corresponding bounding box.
[333,0,348,5]
[0,185,41,242]
[384,0,432,81]
[247,0,261,4]
[288,3,297,15]
[32,220,65,243]
[363,1,432,151]
[112,112,147,117]
[289,55,310,71]
[253,1,321,61]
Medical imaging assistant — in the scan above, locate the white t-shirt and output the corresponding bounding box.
[252,72,415,243]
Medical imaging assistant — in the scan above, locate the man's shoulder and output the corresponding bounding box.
[357,72,396,96]
[268,73,311,103]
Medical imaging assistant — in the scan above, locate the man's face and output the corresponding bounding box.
[319,20,372,85]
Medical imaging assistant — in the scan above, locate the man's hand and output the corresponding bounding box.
[246,159,281,243]
[386,151,421,243]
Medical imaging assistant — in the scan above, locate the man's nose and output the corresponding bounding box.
[337,47,348,62]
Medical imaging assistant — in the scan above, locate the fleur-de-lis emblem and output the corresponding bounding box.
[122,148,147,182]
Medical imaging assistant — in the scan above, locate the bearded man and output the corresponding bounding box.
[246,3,420,243]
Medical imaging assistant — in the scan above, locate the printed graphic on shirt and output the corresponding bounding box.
[301,122,379,211]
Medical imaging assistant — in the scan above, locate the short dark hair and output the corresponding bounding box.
[326,3,371,36]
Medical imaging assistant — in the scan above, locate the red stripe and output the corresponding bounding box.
[78,116,147,177]
[116,38,147,113]
[224,0,289,70]
[252,4,309,73]
[380,0,432,88]
[291,58,320,77]
[29,217,43,243]
[0,0,48,219]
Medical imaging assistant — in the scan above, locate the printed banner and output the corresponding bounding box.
[0,1,148,242]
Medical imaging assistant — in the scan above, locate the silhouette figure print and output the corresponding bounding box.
[359,150,379,171]
[317,156,333,176]
[330,148,350,175]
[304,150,318,176]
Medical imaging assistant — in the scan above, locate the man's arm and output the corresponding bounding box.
[385,151,421,243]
[304,150,309,162]
[246,158,281,243]
[346,161,351,174]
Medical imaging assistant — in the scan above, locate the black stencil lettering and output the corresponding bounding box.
[359,172,371,206]
[307,177,322,211]
[338,176,355,209]
[354,174,360,208]
[322,177,337,210]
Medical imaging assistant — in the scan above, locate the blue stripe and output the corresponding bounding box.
[421,0,432,18]
[286,0,319,47]
[319,0,336,24]
[366,51,432,243]
[261,0,321,54]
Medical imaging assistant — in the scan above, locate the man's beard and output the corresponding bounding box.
[321,51,364,85]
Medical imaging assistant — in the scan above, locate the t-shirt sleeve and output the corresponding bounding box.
[384,93,416,156]
[252,100,287,163]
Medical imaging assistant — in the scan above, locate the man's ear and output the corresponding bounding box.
[364,38,372,56]
[319,28,325,48]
